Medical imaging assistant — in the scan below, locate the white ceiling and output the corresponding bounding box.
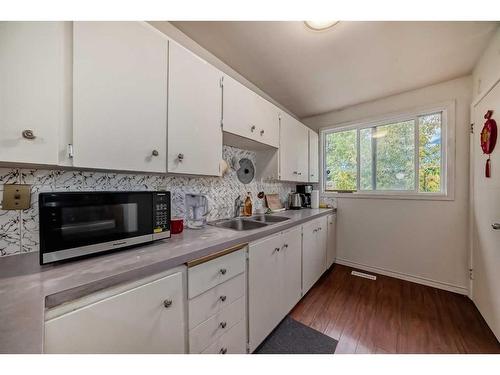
[171,21,498,118]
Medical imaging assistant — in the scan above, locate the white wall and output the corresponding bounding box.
[472,26,500,100]
[303,76,472,294]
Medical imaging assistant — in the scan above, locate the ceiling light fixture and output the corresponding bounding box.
[304,21,339,31]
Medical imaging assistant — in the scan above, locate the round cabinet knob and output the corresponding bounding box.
[220,295,227,302]
[177,153,184,161]
[284,244,289,248]
[260,129,265,136]
[163,299,173,308]
[219,321,227,329]
[250,125,256,132]
[274,247,280,252]
[151,150,159,157]
[293,171,298,175]
[219,268,227,275]
[219,347,228,354]
[22,129,36,140]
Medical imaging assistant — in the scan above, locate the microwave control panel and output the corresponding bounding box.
[153,192,171,234]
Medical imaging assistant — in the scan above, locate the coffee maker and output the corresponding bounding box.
[296,184,313,208]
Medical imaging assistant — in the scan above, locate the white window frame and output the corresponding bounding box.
[319,101,455,201]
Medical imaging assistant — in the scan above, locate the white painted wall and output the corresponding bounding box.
[303,76,472,293]
[472,26,500,100]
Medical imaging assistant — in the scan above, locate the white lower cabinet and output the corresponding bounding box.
[326,214,337,268]
[248,227,302,352]
[302,217,328,294]
[187,248,247,354]
[44,268,187,354]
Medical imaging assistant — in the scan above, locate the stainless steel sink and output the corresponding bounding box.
[211,218,269,231]
[247,214,290,223]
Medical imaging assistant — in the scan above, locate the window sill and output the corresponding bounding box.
[322,191,454,201]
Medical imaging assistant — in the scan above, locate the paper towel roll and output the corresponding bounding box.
[311,190,319,209]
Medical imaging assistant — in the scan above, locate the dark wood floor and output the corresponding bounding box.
[290,264,500,354]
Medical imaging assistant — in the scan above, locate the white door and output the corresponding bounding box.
[168,42,222,176]
[73,22,168,172]
[254,95,280,148]
[326,214,336,268]
[282,226,303,314]
[308,130,319,183]
[248,232,284,352]
[302,217,327,294]
[223,75,257,141]
[280,113,309,181]
[472,83,500,341]
[44,271,186,353]
[0,22,70,165]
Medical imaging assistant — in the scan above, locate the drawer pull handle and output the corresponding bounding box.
[220,295,227,302]
[219,347,227,354]
[219,321,227,329]
[219,268,227,275]
[250,125,256,132]
[163,299,173,308]
[274,247,280,253]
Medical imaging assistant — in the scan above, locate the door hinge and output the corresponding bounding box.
[469,268,474,280]
[67,143,74,159]
[470,123,474,134]
[219,76,224,88]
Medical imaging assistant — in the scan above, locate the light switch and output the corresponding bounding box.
[2,184,31,210]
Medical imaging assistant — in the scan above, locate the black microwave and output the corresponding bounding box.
[39,191,171,265]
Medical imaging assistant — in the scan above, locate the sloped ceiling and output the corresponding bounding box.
[171,21,498,118]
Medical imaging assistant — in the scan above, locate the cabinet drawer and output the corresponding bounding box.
[188,249,246,298]
[189,296,245,353]
[189,273,245,329]
[201,320,246,354]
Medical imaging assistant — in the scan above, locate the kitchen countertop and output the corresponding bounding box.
[0,208,334,353]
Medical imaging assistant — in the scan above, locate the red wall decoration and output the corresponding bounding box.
[480,110,497,178]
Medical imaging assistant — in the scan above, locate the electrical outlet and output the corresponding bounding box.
[1,184,31,210]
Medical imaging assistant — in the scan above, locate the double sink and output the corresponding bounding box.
[210,214,290,231]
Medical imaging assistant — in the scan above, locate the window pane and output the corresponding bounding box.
[419,113,442,192]
[359,128,373,190]
[375,120,415,190]
[325,130,357,191]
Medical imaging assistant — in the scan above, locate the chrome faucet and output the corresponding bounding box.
[234,195,244,218]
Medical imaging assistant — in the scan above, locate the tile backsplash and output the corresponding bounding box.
[0,146,296,257]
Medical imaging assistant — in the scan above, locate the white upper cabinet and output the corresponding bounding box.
[168,42,222,176]
[279,112,309,182]
[308,129,319,183]
[72,22,168,173]
[223,75,279,148]
[0,22,71,166]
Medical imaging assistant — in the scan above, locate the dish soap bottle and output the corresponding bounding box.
[244,192,253,216]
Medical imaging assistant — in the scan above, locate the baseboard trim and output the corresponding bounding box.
[335,258,469,295]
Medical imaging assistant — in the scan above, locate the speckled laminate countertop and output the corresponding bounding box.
[0,208,334,353]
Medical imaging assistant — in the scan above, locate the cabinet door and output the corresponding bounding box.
[302,218,327,293]
[73,22,168,172]
[0,22,70,165]
[282,226,303,314]
[308,130,319,183]
[326,214,336,268]
[280,113,309,181]
[44,271,186,353]
[254,96,279,148]
[248,232,284,352]
[223,75,256,141]
[168,42,222,176]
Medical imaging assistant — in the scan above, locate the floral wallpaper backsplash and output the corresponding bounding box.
[0,146,298,257]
